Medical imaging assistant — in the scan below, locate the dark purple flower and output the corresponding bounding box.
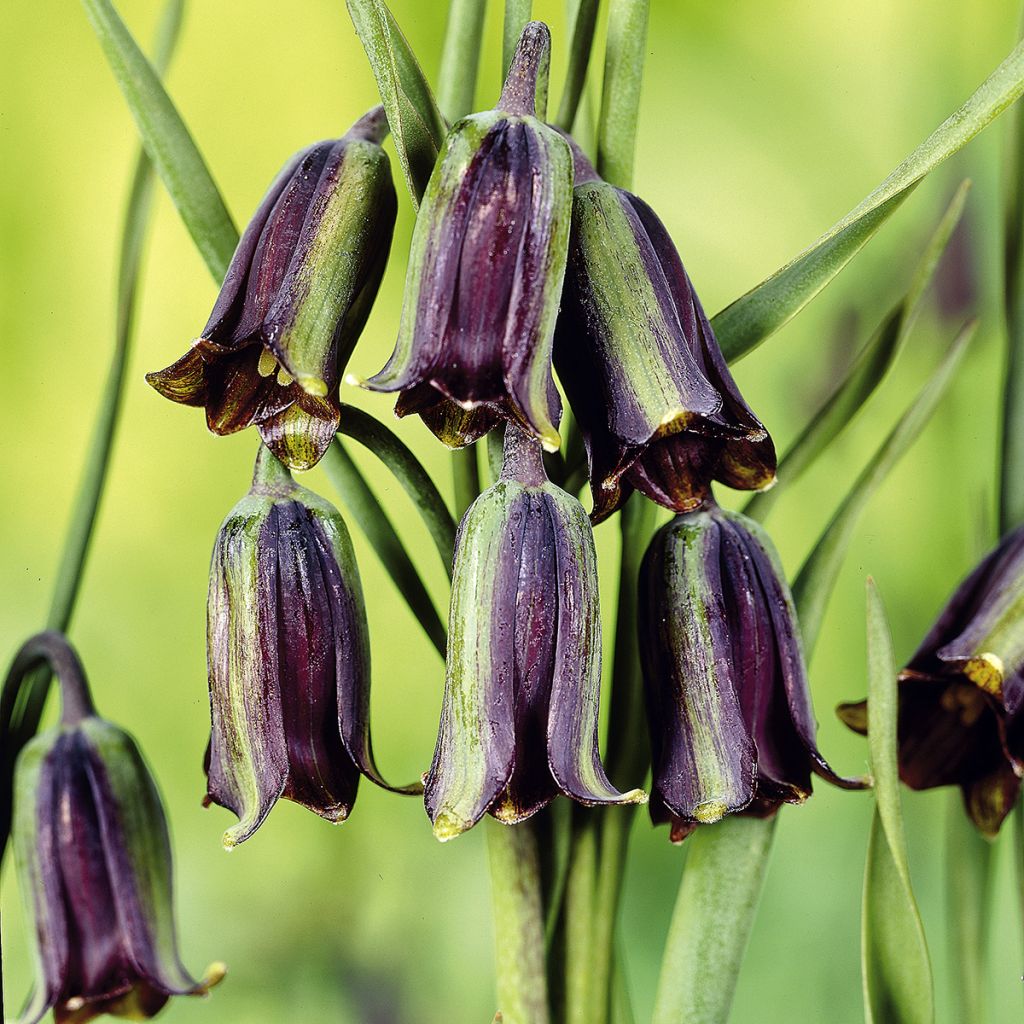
[424,427,645,840]
[554,142,775,523]
[147,108,396,471]
[639,502,861,841]
[357,23,571,454]
[9,632,222,1023]
[205,446,415,847]
[839,525,1024,835]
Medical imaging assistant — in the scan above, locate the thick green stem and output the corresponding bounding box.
[502,0,533,79]
[563,815,597,1024]
[452,447,482,519]
[596,0,650,188]
[487,818,551,1024]
[437,0,488,121]
[651,816,777,1024]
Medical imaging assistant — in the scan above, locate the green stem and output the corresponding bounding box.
[321,439,447,658]
[502,0,533,79]
[437,0,488,120]
[0,0,183,863]
[651,816,777,1024]
[596,0,650,188]
[945,791,992,1022]
[338,406,457,578]
[487,818,551,1024]
[452,447,482,520]
[555,0,599,131]
[563,814,597,1024]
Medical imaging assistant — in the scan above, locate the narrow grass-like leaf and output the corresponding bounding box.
[503,0,534,77]
[346,0,448,205]
[338,405,456,578]
[651,816,777,1024]
[793,320,977,656]
[81,0,237,280]
[1,0,186,863]
[713,41,1024,364]
[556,0,600,131]
[321,439,447,658]
[597,0,650,189]
[744,181,971,524]
[437,0,488,121]
[862,580,934,1024]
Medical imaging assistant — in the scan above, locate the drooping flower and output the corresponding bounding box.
[205,445,415,847]
[147,108,397,470]
[553,140,775,523]
[639,502,861,841]
[8,631,223,1023]
[838,525,1024,836]
[358,22,571,453]
[425,426,646,840]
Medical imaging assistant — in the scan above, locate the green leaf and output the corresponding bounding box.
[337,405,457,578]
[346,0,448,206]
[651,816,777,1024]
[793,320,977,656]
[556,0,600,132]
[597,0,650,189]
[713,40,1024,364]
[744,180,971,524]
[862,580,934,1024]
[2,0,186,863]
[81,0,238,281]
[321,439,447,658]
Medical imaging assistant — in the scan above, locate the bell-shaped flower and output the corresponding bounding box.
[639,502,861,841]
[147,108,397,470]
[8,631,223,1023]
[425,426,646,840]
[205,445,415,847]
[839,525,1024,835]
[357,23,571,453]
[554,141,775,523]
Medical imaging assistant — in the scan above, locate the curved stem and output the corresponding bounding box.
[437,0,488,121]
[322,438,447,658]
[3,632,97,727]
[0,0,184,865]
[338,405,457,578]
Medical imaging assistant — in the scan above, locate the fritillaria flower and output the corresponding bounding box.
[554,141,775,523]
[9,631,222,1023]
[205,446,414,847]
[839,525,1024,835]
[425,426,646,840]
[359,22,572,453]
[147,108,397,471]
[639,502,861,841]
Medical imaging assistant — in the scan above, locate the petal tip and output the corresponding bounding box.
[432,811,471,842]
[693,799,728,824]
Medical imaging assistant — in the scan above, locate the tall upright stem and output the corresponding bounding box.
[502,0,533,79]
[487,818,551,1024]
[437,0,488,121]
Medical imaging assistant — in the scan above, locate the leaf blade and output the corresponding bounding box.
[81,0,238,280]
[714,41,1024,364]
[346,0,448,205]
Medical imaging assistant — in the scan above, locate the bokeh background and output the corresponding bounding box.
[2,1,1023,1020]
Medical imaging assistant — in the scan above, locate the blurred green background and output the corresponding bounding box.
[2,1,1022,1020]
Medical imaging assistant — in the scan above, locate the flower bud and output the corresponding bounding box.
[425,427,645,840]
[205,446,413,847]
[147,108,397,471]
[839,524,1024,835]
[359,23,571,453]
[9,632,222,1023]
[554,142,775,523]
[640,503,860,841]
